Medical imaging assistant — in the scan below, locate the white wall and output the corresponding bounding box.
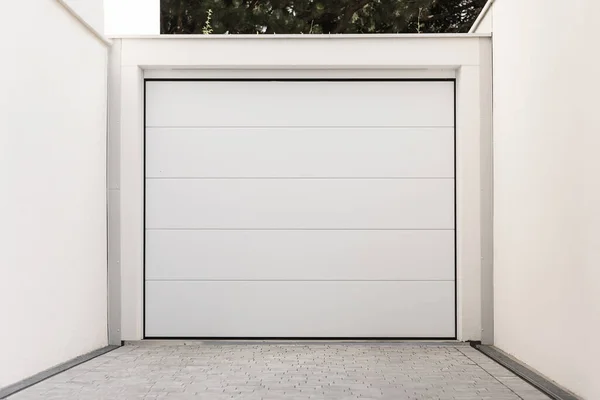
[0,1,108,388]
[477,0,600,398]
[104,0,159,35]
[66,0,105,33]
[472,3,492,33]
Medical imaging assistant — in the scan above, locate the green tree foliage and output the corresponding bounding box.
[161,0,486,34]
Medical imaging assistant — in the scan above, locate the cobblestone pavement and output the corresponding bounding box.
[7,342,551,400]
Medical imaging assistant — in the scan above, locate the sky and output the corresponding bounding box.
[104,0,160,35]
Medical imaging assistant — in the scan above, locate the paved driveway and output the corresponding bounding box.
[8,342,550,400]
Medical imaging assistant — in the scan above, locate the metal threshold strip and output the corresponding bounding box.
[0,345,119,399]
[470,342,580,400]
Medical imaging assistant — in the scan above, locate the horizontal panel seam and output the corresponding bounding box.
[145,228,455,231]
[145,177,456,180]
[145,125,456,129]
[145,279,456,282]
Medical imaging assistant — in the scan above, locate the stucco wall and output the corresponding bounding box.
[0,1,108,388]
[478,0,600,398]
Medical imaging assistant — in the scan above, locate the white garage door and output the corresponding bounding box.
[144,80,455,338]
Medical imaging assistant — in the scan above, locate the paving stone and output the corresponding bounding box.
[7,343,552,400]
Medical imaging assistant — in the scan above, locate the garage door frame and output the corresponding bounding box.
[142,77,457,340]
[107,35,493,345]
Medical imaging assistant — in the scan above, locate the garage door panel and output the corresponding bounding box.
[145,281,455,338]
[146,179,454,230]
[144,79,456,338]
[146,81,454,128]
[146,127,454,178]
[145,230,455,281]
